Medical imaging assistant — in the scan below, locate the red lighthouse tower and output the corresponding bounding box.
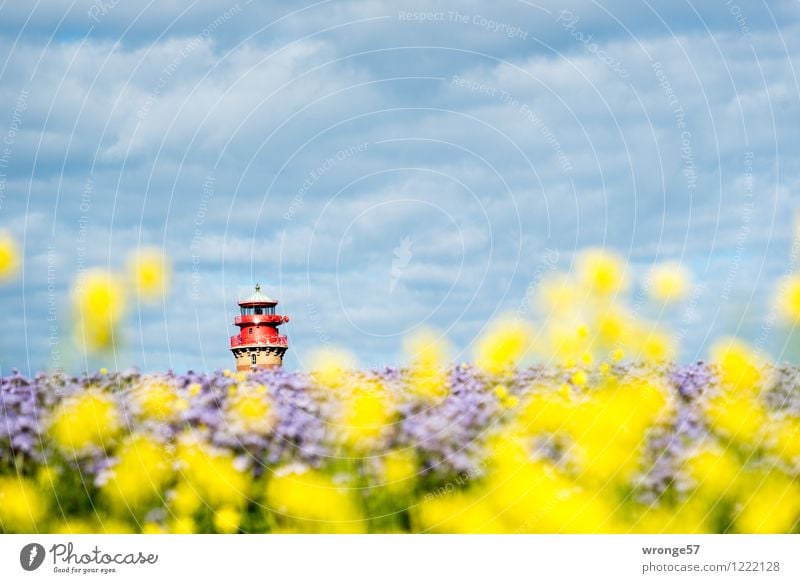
[230,284,289,371]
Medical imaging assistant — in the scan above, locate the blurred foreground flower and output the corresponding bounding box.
[49,389,120,454]
[128,247,170,302]
[646,261,691,303]
[576,248,628,297]
[775,274,800,323]
[476,318,533,374]
[0,230,20,281]
[72,269,126,352]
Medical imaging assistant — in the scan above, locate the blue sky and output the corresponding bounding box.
[1,0,799,374]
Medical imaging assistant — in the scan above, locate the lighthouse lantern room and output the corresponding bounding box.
[230,284,289,370]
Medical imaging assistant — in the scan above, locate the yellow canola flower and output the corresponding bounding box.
[546,323,591,366]
[176,437,249,508]
[683,444,743,499]
[309,347,357,388]
[404,328,448,370]
[595,307,630,348]
[486,456,617,533]
[0,477,45,533]
[735,471,800,533]
[774,274,800,323]
[710,337,764,393]
[102,434,172,508]
[626,326,676,363]
[168,515,196,534]
[537,273,581,315]
[570,380,672,484]
[339,380,393,446]
[128,247,170,302]
[576,248,629,296]
[518,378,671,485]
[571,370,588,387]
[381,450,418,492]
[51,519,100,534]
[170,480,202,516]
[131,378,187,421]
[0,230,20,281]
[645,261,691,303]
[225,384,274,435]
[404,329,450,400]
[417,492,505,533]
[771,417,800,465]
[72,269,126,352]
[634,496,713,534]
[518,389,576,435]
[266,466,364,533]
[705,391,768,445]
[51,517,132,534]
[475,318,533,374]
[49,390,120,454]
[213,506,242,534]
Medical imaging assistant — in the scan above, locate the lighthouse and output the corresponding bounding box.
[230,284,289,371]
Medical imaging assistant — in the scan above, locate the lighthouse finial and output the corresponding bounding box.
[255,283,261,292]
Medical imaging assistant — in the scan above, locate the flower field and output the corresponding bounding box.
[1,359,799,534]
[1,235,800,533]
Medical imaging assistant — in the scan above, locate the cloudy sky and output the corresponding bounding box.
[1,0,799,374]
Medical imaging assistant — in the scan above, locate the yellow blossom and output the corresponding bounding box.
[169,515,196,534]
[418,492,504,533]
[775,274,800,322]
[570,370,588,387]
[576,248,628,296]
[684,444,742,499]
[266,466,364,533]
[595,308,630,347]
[0,230,20,281]
[736,471,800,533]
[72,269,126,351]
[339,381,392,446]
[381,450,418,492]
[646,262,691,303]
[213,506,242,534]
[225,384,273,434]
[128,247,170,302]
[132,378,187,421]
[636,328,675,363]
[493,385,509,400]
[569,379,672,484]
[706,392,768,445]
[404,329,450,399]
[0,477,45,532]
[309,347,357,388]
[547,324,591,365]
[170,480,202,516]
[538,274,580,315]
[475,318,532,374]
[771,417,800,464]
[486,456,617,533]
[102,434,172,508]
[176,437,248,508]
[710,338,764,392]
[49,390,120,453]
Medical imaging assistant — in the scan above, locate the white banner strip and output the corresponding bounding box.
[0,535,797,582]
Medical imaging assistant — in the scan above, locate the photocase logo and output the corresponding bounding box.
[19,543,46,571]
[390,236,413,293]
